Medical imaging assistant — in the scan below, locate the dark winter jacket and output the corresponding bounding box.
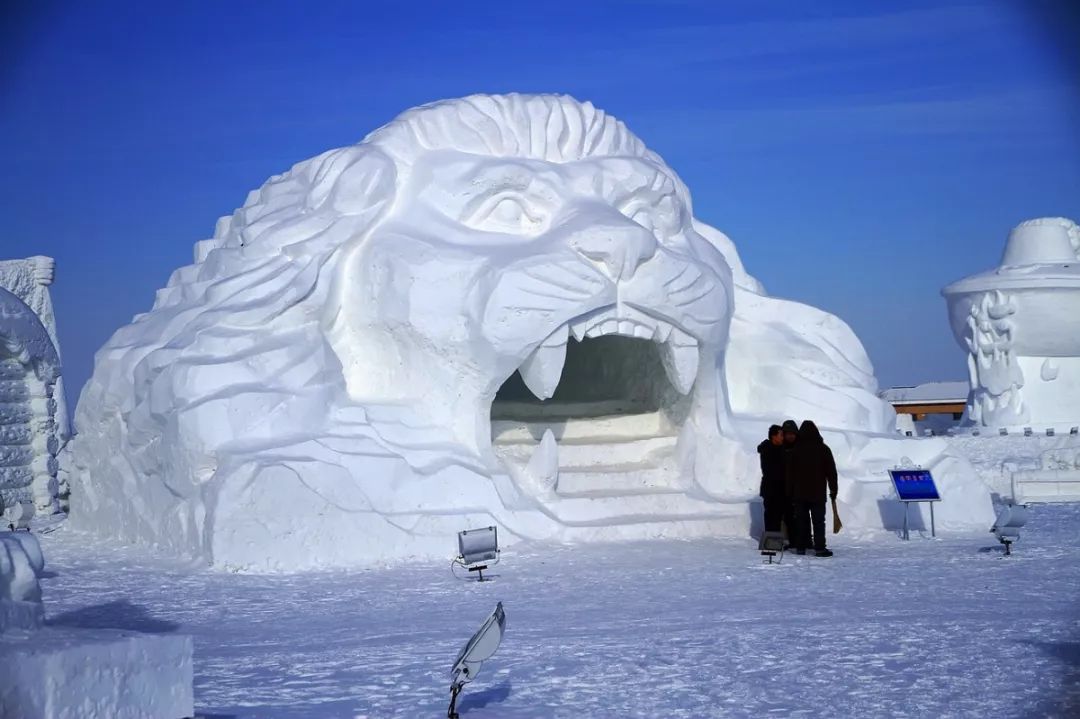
[757,440,786,499]
[787,421,838,503]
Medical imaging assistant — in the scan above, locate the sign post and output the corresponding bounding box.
[888,468,941,540]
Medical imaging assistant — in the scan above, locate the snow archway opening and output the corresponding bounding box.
[490,334,693,497]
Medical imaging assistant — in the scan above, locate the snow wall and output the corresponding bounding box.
[64,94,994,570]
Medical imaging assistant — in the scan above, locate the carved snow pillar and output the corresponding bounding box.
[0,287,61,521]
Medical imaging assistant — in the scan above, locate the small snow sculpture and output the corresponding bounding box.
[66,94,993,569]
[0,286,63,520]
[0,533,195,717]
[943,217,1080,429]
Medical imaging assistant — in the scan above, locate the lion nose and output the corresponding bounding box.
[568,210,659,281]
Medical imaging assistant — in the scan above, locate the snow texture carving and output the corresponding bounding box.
[65,94,992,569]
[963,290,1026,426]
[0,286,63,522]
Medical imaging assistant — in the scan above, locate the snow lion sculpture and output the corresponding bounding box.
[65,94,992,569]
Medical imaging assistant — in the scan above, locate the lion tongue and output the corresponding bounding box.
[519,325,569,400]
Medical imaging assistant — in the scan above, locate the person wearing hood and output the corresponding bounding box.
[757,425,786,534]
[788,420,838,557]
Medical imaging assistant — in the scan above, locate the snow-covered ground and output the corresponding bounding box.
[36,491,1080,718]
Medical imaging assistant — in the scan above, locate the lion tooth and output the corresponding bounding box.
[519,325,568,400]
[633,324,653,339]
[619,320,635,336]
[526,429,559,493]
[661,329,699,394]
[652,321,673,343]
[585,319,613,338]
[569,318,589,342]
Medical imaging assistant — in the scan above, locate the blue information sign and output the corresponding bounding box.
[889,469,941,502]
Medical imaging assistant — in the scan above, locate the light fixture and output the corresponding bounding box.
[990,503,1029,556]
[999,427,1008,436]
[1071,426,1078,436]
[758,531,786,564]
[453,526,499,581]
[1023,426,1033,437]
[448,602,506,719]
[1046,428,1055,437]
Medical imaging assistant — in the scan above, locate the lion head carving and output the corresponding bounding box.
[65,94,990,570]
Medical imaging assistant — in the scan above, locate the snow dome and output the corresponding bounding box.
[943,217,1080,429]
[64,94,993,570]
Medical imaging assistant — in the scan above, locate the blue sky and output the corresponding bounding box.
[3,0,1079,407]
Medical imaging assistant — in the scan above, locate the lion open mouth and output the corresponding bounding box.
[490,305,698,500]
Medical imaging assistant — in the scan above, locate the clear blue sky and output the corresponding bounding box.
[3,0,1079,408]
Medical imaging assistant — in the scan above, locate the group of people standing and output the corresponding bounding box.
[758,420,839,557]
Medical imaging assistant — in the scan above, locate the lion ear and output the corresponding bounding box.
[306,146,397,220]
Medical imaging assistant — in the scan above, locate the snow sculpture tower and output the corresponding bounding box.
[66,94,992,569]
[943,217,1080,430]
[0,281,64,520]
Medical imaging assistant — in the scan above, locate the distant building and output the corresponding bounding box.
[879,382,969,435]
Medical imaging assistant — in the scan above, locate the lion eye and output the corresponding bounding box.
[493,197,526,225]
[463,192,545,233]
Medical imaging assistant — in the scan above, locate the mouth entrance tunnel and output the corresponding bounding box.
[490,335,690,439]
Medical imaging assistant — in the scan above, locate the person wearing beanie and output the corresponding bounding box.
[789,419,838,557]
[757,425,786,533]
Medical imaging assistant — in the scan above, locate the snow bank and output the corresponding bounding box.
[65,93,994,570]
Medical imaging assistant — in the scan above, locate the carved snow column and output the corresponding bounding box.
[944,218,1080,429]
[0,287,61,521]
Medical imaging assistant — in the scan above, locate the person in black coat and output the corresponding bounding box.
[787,420,838,557]
[757,425,786,533]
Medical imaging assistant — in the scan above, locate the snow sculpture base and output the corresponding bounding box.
[943,218,1080,430]
[66,93,994,570]
[0,630,194,719]
[0,533,194,719]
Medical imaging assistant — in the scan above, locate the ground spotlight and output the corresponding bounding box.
[448,602,506,719]
[453,526,499,581]
[758,531,786,564]
[990,504,1029,556]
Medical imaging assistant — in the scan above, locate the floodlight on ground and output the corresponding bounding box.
[990,504,1029,556]
[448,602,506,719]
[1023,426,1033,437]
[999,427,1008,436]
[1046,428,1055,437]
[972,428,981,436]
[452,526,499,581]
[758,531,786,564]
[1071,426,1079,436]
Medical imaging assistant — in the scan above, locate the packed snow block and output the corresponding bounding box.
[0,628,194,719]
[0,599,43,631]
[65,93,995,569]
[0,532,42,608]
